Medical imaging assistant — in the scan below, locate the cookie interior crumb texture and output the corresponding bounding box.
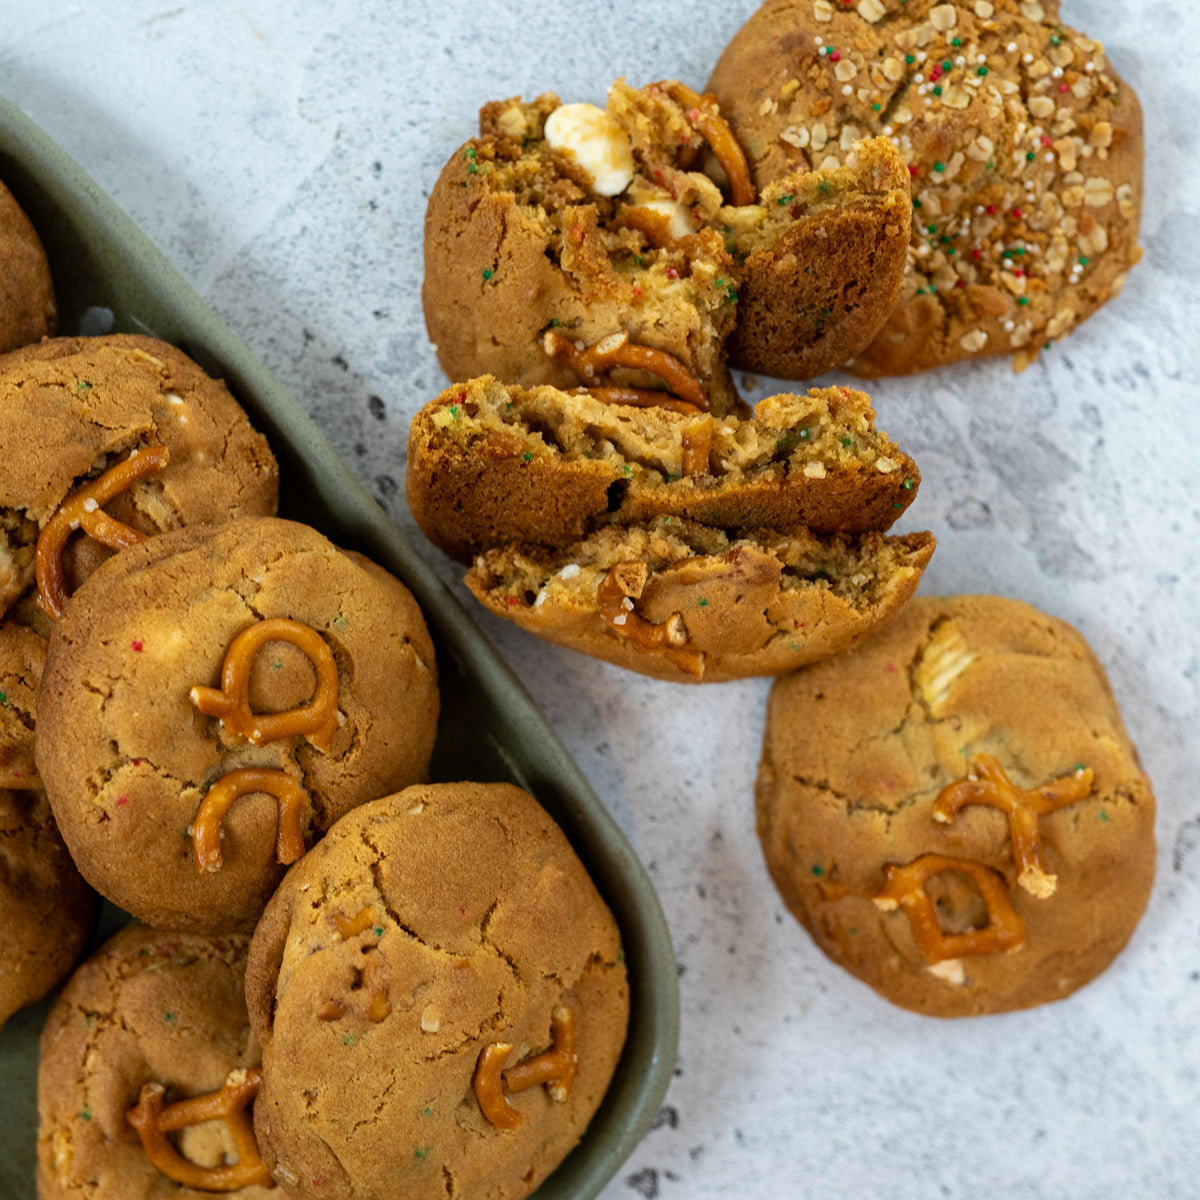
[707,0,1143,374]
[244,782,629,1200]
[756,594,1156,1016]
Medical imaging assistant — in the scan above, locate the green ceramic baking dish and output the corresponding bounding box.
[0,94,678,1199]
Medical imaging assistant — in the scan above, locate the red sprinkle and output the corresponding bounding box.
[972,248,983,259]
[506,596,521,607]
[929,63,943,80]
[1058,82,1070,92]
[665,266,680,279]
[908,164,919,176]
[955,279,966,288]
[630,284,643,297]
[885,663,898,674]
[117,795,128,806]
[1012,207,1023,219]
[1041,134,1053,146]
[829,51,841,63]
[131,640,144,652]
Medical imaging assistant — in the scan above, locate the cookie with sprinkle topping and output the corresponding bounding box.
[708,0,1143,374]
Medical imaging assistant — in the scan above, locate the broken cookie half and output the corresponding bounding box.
[408,375,934,681]
[422,78,911,416]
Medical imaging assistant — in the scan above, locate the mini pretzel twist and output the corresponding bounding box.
[126,1067,273,1191]
[473,1007,578,1130]
[190,618,341,753]
[545,329,709,412]
[873,853,1025,963]
[35,445,171,620]
[191,766,308,873]
[596,561,702,679]
[659,81,756,206]
[933,753,1095,898]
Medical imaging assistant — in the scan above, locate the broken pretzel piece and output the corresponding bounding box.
[35,445,171,620]
[659,80,755,206]
[190,617,341,753]
[873,852,1024,964]
[597,561,702,679]
[126,1067,273,1192]
[933,753,1095,898]
[191,766,308,873]
[473,1006,578,1130]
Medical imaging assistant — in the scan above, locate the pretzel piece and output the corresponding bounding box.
[473,1007,578,1130]
[569,386,703,416]
[545,329,709,411]
[190,618,341,753]
[596,561,702,679]
[191,766,308,873]
[873,853,1024,963]
[35,445,171,620]
[126,1067,273,1191]
[932,753,1094,898]
[659,81,756,206]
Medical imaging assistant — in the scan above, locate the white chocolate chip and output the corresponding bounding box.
[560,563,581,580]
[803,462,828,478]
[1019,0,1044,19]
[959,329,989,353]
[858,0,887,22]
[814,0,834,19]
[543,102,634,197]
[929,4,958,32]
[1028,95,1055,119]
[974,0,994,15]
[835,58,858,82]
[874,455,899,474]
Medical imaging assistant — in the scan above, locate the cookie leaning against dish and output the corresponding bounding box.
[35,517,439,934]
[0,332,279,624]
[0,177,56,354]
[424,78,910,411]
[756,594,1156,1016]
[0,621,97,1033]
[37,922,273,1200]
[707,0,1143,374]
[408,374,933,681]
[244,782,629,1200]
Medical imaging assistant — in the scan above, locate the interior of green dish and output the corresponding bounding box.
[0,94,678,1200]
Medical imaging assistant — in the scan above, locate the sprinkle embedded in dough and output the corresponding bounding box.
[543,102,634,197]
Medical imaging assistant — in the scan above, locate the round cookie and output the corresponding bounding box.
[0,332,279,622]
[35,517,439,934]
[0,177,56,354]
[756,594,1156,1016]
[37,922,272,1200]
[707,0,1143,374]
[0,621,96,1032]
[424,79,910,412]
[244,782,629,1200]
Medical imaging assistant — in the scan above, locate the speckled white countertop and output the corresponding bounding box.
[4,3,1198,1198]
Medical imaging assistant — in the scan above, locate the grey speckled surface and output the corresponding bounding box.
[4,2,1199,1197]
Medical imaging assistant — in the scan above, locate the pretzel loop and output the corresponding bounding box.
[873,853,1024,963]
[192,766,308,873]
[190,618,341,753]
[597,562,702,679]
[126,1068,273,1191]
[659,81,756,206]
[473,1007,578,1130]
[933,753,1094,898]
[35,445,171,620]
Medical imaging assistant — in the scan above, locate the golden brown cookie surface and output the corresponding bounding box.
[708,0,1143,374]
[35,517,439,934]
[756,594,1156,1015]
[0,333,278,623]
[244,782,629,1200]
[0,178,56,354]
[37,923,272,1200]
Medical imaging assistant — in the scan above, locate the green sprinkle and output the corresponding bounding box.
[1098,810,1110,822]
[632,255,646,267]
[1075,762,1087,772]
[334,616,348,630]
[932,85,942,96]
[84,1010,99,1026]
[548,317,560,327]
[912,198,922,208]
[481,268,493,280]
[841,436,853,447]
[1051,34,1061,45]
[466,147,476,159]
[926,223,937,234]
[1012,247,1026,256]
[617,949,625,963]
[421,1106,435,1118]
[1026,151,1036,161]
[847,927,860,935]
[271,658,282,671]
[1018,296,1030,306]
[903,478,914,490]
[892,502,903,509]
[817,180,830,194]
[985,159,996,170]
[977,66,989,76]
[621,463,631,475]
[942,60,952,71]
[873,103,881,111]
[80,1110,92,1122]
[343,1033,356,1046]
[449,404,460,419]
[0,691,6,705]
[951,38,961,47]
[811,864,824,877]
[776,193,795,206]
[467,163,477,174]
[164,1012,176,1023]
[906,54,915,65]
[1079,256,1089,266]
[522,451,533,462]
[374,925,384,937]
[698,598,709,608]
[934,161,945,173]
[414,1148,428,1161]
[76,380,93,391]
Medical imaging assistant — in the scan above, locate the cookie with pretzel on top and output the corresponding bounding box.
[0,177,56,355]
[706,0,1143,374]
[756,594,1156,1016]
[34,517,439,934]
[423,77,911,413]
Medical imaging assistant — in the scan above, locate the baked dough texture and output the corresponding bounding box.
[37,922,271,1200]
[423,79,910,409]
[35,517,439,934]
[0,177,56,354]
[707,0,1143,374]
[244,782,629,1200]
[756,594,1156,1016]
[0,333,278,623]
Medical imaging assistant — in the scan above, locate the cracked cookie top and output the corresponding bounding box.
[36,922,271,1200]
[756,593,1156,1015]
[34,517,439,934]
[244,782,629,1200]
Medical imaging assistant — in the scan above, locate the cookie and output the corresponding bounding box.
[0,177,56,354]
[756,594,1156,1016]
[0,621,96,1032]
[244,782,629,1200]
[707,0,1143,373]
[467,520,935,683]
[407,375,921,564]
[423,79,910,411]
[0,333,279,623]
[37,922,273,1199]
[35,517,439,934]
